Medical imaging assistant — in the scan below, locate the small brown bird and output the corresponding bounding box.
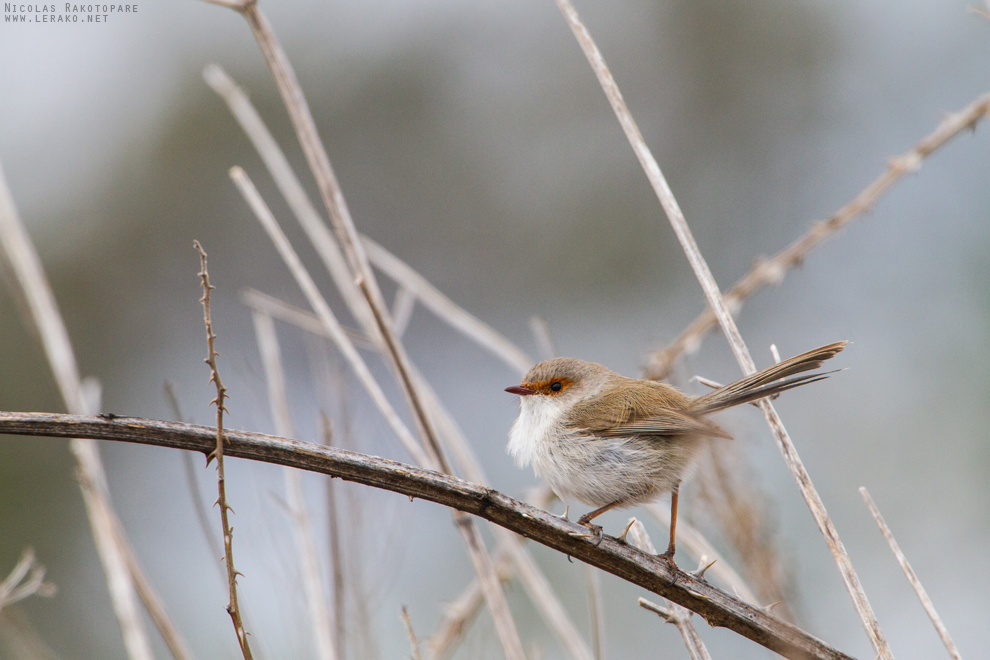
[506,341,846,563]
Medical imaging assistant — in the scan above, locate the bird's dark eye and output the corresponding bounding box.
[550,381,563,392]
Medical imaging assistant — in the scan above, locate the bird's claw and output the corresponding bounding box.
[569,522,605,546]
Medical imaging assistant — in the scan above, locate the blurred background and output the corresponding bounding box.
[1,0,988,658]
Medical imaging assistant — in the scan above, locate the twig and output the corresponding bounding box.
[585,565,605,660]
[645,92,990,380]
[0,411,859,660]
[401,607,424,660]
[0,550,55,612]
[252,311,336,660]
[859,488,962,660]
[166,382,227,585]
[627,520,712,660]
[194,241,253,660]
[554,2,892,657]
[0,157,161,660]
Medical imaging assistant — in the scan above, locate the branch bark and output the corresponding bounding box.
[0,412,857,660]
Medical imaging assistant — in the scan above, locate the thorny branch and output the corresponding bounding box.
[0,411,857,660]
[193,241,253,660]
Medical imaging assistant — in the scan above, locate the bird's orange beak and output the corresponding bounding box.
[505,384,536,396]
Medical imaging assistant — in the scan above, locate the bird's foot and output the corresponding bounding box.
[569,518,605,546]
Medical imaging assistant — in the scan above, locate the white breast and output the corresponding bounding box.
[507,396,565,468]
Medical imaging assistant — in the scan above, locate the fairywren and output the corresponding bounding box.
[506,341,846,563]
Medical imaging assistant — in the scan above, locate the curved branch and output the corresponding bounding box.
[0,411,855,660]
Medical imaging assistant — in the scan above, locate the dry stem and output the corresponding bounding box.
[554,2,891,657]
[0,157,175,660]
[252,311,337,660]
[645,92,990,380]
[193,241,253,660]
[859,488,962,660]
[0,411,858,660]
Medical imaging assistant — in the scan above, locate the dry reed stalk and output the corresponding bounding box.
[860,488,962,660]
[645,93,990,380]
[0,158,185,660]
[0,411,858,660]
[553,2,891,657]
[252,311,337,660]
[194,241,253,660]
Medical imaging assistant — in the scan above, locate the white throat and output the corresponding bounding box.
[507,395,567,468]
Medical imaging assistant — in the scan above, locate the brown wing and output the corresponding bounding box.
[568,378,730,439]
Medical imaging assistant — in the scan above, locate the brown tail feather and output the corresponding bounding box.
[691,341,847,414]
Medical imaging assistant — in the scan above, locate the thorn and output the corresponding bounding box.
[617,519,636,544]
[760,600,783,614]
[562,505,569,521]
[693,559,717,581]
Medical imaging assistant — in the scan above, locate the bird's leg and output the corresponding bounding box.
[659,482,680,568]
[570,500,625,546]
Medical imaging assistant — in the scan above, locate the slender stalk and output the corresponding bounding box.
[553,2,891,657]
[252,311,336,660]
[194,241,253,660]
[860,488,962,660]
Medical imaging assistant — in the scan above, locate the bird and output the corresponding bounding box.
[505,341,847,564]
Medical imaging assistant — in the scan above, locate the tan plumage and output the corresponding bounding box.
[506,341,847,558]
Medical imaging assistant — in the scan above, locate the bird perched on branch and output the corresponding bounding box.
[505,341,847,564]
